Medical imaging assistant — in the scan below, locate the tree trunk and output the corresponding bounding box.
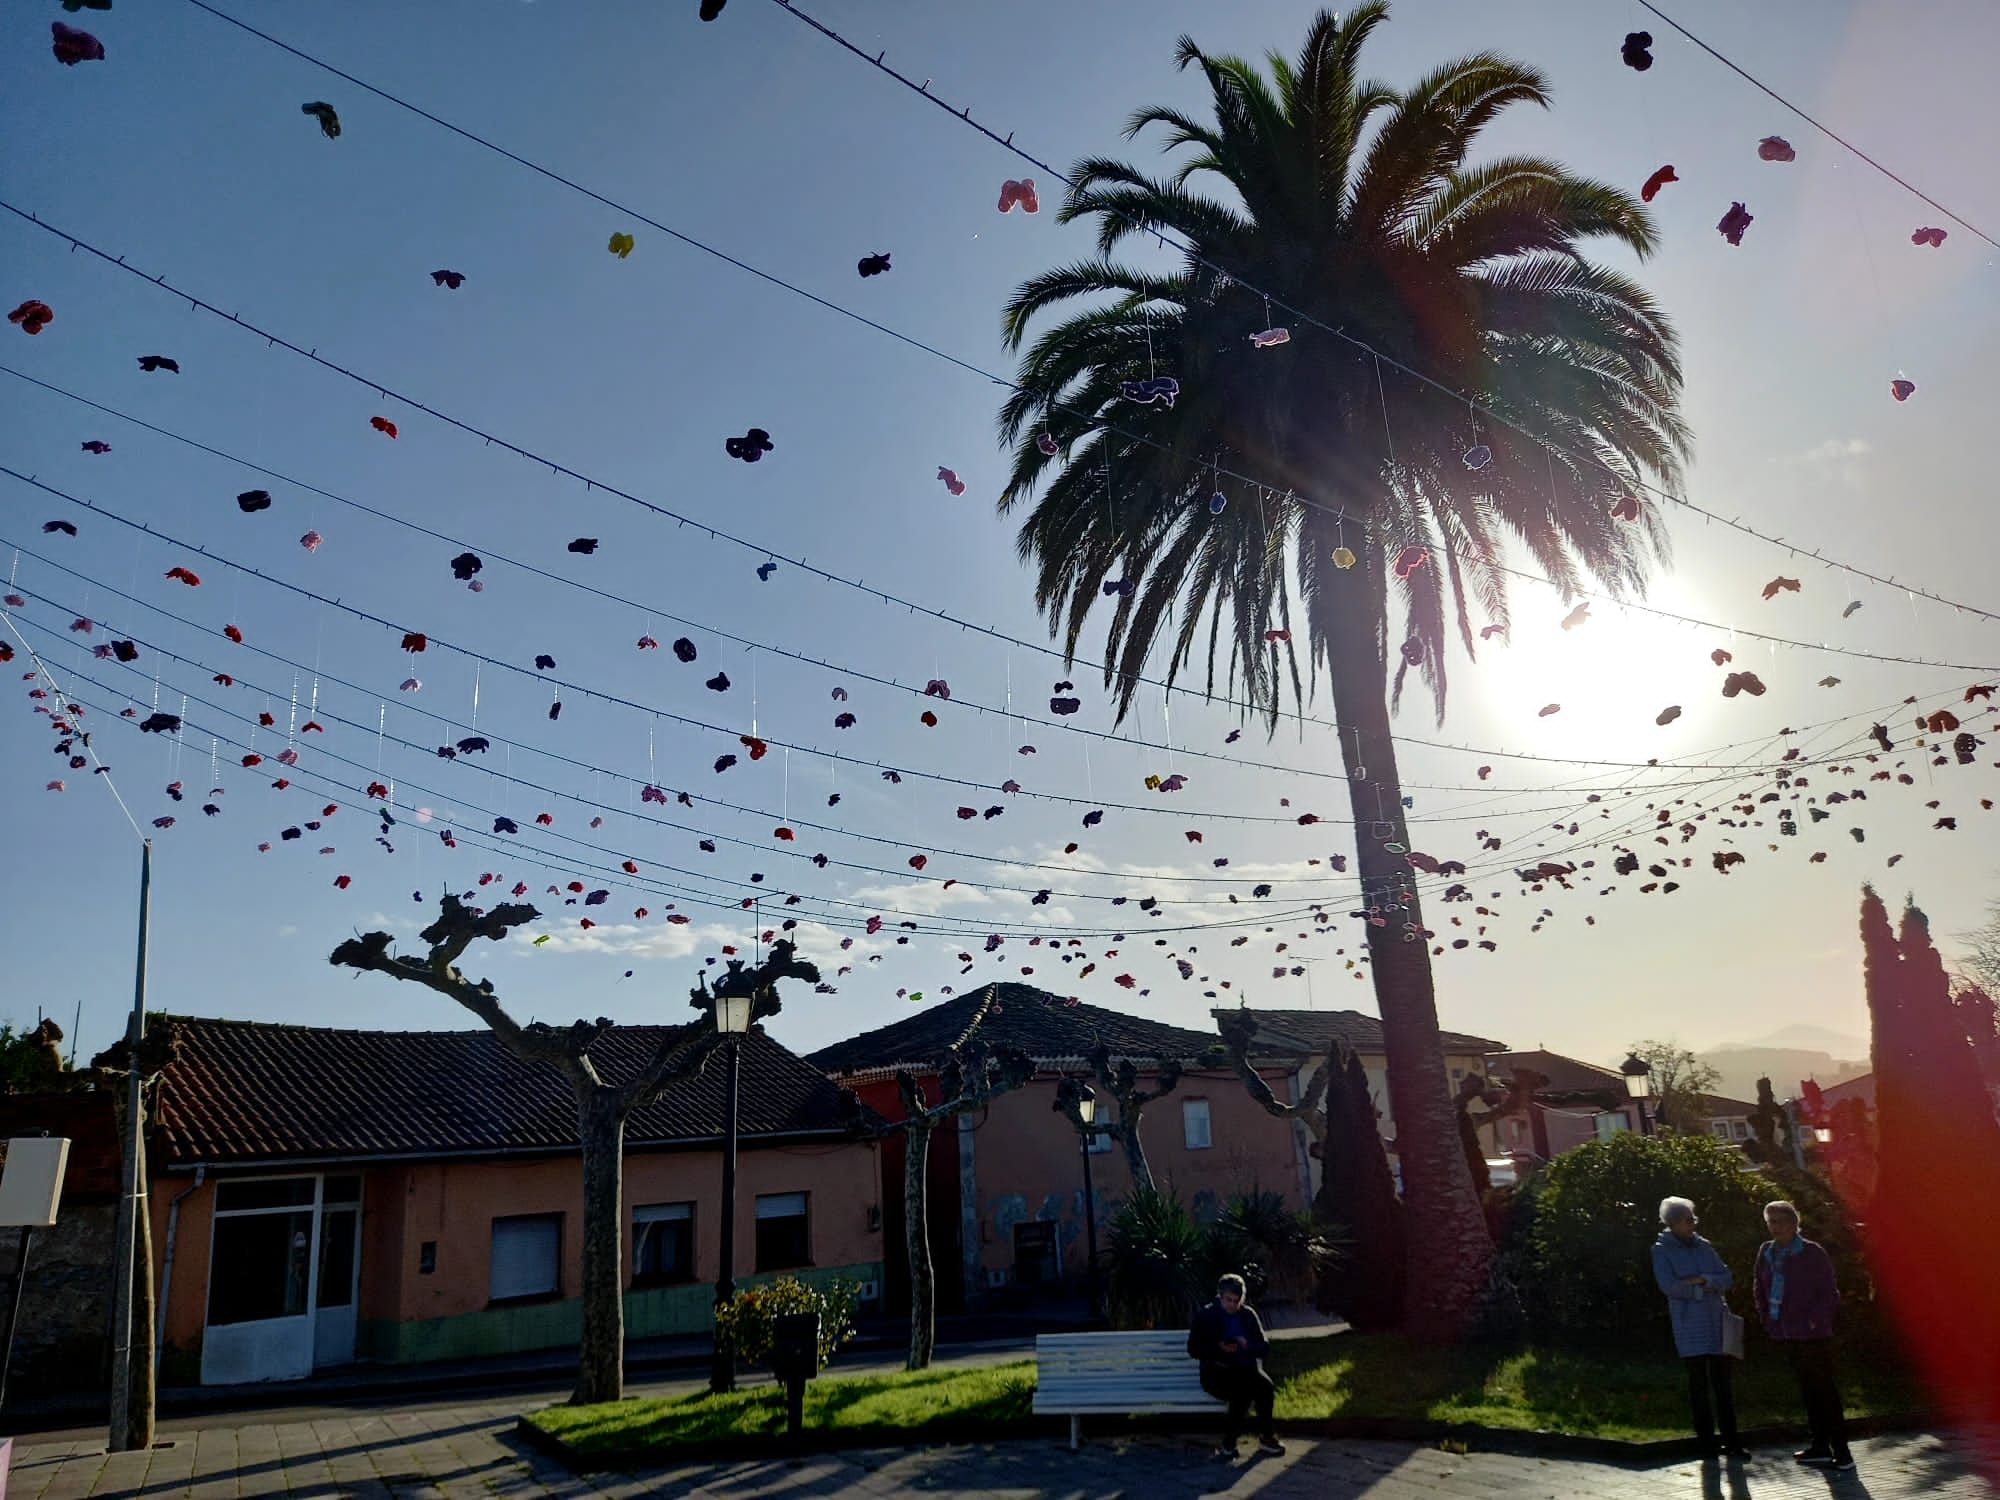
[129,1118,155,1449]
[904,1118,936,1371]
[1117,1106,1155,1195]
[574,1087,627,1405]
[1322,568,1492,1342]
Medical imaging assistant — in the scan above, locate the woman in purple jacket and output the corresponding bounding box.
[1755,1200,1853,1472]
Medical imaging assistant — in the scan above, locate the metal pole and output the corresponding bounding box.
[108,838,151,1452]
[1079,1134,1099,1322]
[711,1035,740,1394]
[0,1227,35,1410]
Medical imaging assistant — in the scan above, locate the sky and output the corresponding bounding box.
[4,0,1997,1076]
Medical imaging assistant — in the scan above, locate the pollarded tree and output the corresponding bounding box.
[1053,1040,1227,1193]
[331,897,819,1403]
[869,987,1034,1370]
[997,2,1688,1338]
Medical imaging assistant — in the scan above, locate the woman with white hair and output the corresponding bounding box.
[1651,1195,1747,1461]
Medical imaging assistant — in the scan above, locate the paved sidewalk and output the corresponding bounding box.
[9,1409,1996,1499]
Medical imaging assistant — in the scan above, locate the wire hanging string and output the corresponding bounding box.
[1629,0,1998,250]
[0,607,144,838]
[6,204,1995,663]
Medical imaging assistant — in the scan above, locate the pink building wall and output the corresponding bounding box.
[959,1070,1304,1291]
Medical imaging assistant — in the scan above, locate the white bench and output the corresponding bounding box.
[1032,1330,1224,1449]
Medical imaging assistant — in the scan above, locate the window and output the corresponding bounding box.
[754,1191,811,1272]
[633,1202,695,1286]
[1012,1221,1059,1286]
[1182,1098,1213,1150]
[317,1207,358,1309]
[215,1177,316,1213]
[489,1214,561,1303]
[1734,1122,1751,1142]
[208,1210,313,1325]
[418,1240,437,1275]
[1085,1126,1113,1154]
[1711,1119,1733,1139]
[1594,1112,1628,1142]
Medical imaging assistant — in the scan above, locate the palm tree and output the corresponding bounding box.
[996,2,1687,1339]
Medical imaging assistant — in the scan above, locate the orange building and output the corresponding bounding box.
[808,987,1307,1311]
[145,1018,884,1385]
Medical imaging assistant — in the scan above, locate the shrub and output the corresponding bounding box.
[1103,1189,1207,1329]
[1205,1189,1335,1306]
[1525,1130,1771,1343]
[713,1276,857,1371]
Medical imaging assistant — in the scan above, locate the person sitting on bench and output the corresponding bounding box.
[1186,1272,1283,1457]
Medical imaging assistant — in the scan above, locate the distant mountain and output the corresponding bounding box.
[1711,1023,1867,1059]
[1698,1045,1868,1104]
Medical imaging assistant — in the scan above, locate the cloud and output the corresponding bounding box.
[1786,437,1872,487]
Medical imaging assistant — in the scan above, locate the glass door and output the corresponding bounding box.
[201,1176,319,1384]
[312,1175,362,1368]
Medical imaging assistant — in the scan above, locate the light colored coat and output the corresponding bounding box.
[1652,1229,1734,1357]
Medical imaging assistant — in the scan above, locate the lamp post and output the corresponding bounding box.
[1620,1052,1654,1136]
[1074,1083,1101,1321]
[710,990,753,1395]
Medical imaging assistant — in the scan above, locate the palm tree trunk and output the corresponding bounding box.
[903,1117,936,1371]
[1322,569,1493,1342]
[574,1087,627,1404]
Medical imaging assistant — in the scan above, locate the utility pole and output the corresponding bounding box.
[107,839,151,1453]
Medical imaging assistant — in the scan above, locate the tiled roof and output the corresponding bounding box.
[1701,1093,1760,1117]
[1486,1048,1627,1096]
[150,1016,862,1167]
[807,985,1225,1077]
[1214,1007,1506,1058]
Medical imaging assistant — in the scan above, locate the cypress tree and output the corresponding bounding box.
[1314,1042,1407,1331]
[1863,890,2000,1421]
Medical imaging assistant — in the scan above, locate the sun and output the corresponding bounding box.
[1449,576,1736,769]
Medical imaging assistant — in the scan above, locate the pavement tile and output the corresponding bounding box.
[11,1418,1997,1499]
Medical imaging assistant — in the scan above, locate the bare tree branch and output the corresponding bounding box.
[330,897,606,1082]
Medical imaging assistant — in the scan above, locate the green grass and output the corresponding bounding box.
[1268,1328,1927,1440]
[529,1361,1034,1458]
[528,1329,1929,1460]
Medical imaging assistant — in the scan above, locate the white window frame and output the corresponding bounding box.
[204,1172,324,1331]
[1182,1097,1213,1151]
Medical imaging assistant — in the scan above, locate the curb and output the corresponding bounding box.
[515,1408,1945,1473]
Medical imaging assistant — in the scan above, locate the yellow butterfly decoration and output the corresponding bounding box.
[607,232,636,259]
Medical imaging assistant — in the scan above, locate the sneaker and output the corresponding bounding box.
[1720,1445,1753,1459]
[1257,1436,1287,1456]
[1215,1442,1240,1460]
[1795,1447,1835,1465]
[1830,1455,1856,1473]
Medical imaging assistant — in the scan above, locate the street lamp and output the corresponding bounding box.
[1073,1083,1102,1322]
[711,991,753,1394]
[1620,1052,1654,1136]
